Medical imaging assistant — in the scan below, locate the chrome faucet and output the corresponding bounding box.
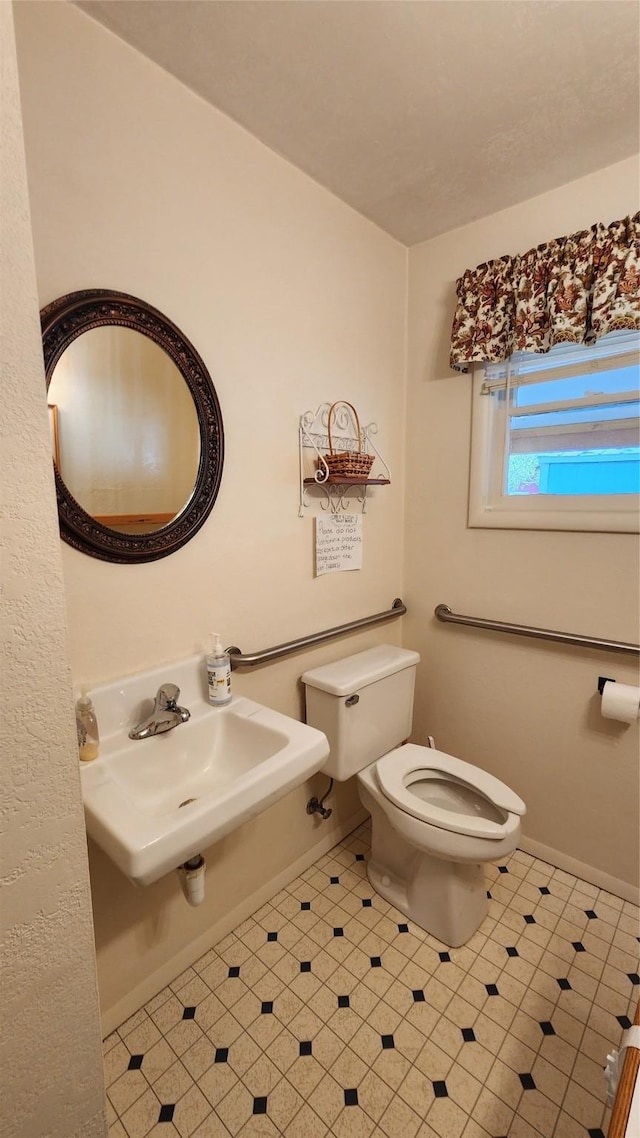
[129,683,191,740]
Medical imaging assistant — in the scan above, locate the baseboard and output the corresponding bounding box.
[519,835,639,906]
[101,807,369,1038]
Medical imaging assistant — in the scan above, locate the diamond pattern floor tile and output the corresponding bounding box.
[106,822,639,1137]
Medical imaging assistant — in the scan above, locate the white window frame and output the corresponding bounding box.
[468,332,640,533]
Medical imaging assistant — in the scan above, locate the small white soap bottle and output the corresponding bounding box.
[207,633,232,706]
[76,687,100,761]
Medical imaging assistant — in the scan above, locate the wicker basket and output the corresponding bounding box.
[321,401,374,480]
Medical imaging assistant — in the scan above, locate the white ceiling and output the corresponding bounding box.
[76,0,639,246]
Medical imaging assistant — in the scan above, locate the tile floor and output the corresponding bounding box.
[105,822,640,1138]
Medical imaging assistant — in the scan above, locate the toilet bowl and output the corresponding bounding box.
[302,644,526,946]
[358,744,524,945]
[375,743,523,856]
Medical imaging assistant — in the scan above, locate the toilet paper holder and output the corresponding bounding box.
[597,676,640,724]
[597,676,615,695]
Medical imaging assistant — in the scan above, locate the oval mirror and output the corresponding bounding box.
[41,289,224,563]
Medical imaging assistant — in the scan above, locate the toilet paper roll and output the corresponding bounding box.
[601,681,640,724]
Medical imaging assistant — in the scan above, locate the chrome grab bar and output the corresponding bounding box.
[227,598,406,669]
[435,604,640,657]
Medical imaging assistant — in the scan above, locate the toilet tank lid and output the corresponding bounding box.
[302,644,420,696]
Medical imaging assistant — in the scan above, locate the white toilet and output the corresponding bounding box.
[302,644,526,947]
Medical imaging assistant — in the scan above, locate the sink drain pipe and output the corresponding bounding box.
[178,854,206,906]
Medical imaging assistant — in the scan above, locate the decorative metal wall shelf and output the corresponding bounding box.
[299,403,390,516]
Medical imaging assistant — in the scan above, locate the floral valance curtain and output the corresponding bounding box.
[450,211,640,372]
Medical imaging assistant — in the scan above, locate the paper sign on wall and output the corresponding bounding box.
[315,514,363,576]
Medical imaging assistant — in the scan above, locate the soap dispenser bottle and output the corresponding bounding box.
[207,633,232,706]
[76,687,100,761]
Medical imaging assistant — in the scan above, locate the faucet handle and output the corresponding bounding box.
[156,683,181,709]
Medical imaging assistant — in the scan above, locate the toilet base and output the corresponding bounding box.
[367,851,488,948]
[360,779,489,946]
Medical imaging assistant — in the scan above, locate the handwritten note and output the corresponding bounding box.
[315,514,363,576]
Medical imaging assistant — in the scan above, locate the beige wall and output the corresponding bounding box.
[14,1,407,1026]
[405,157,640,897]
[0,6,106,1136]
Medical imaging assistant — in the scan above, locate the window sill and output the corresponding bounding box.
[468,496,640,533]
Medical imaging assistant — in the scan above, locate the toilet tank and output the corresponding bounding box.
[302,645,420,781]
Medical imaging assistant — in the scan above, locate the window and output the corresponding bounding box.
[469,330,640,532]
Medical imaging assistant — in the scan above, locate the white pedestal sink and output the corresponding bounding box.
[80,654,329,885]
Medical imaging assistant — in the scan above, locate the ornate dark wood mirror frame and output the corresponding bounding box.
[41,288,224,564]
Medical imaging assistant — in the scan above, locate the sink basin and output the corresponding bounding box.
[80,655,329,885]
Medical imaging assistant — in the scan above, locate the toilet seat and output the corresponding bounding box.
[375,744,526,840]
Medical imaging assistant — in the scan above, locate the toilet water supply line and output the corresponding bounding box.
[178,854,206,905]
[306,778,333,819]
[304,738,437,821]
